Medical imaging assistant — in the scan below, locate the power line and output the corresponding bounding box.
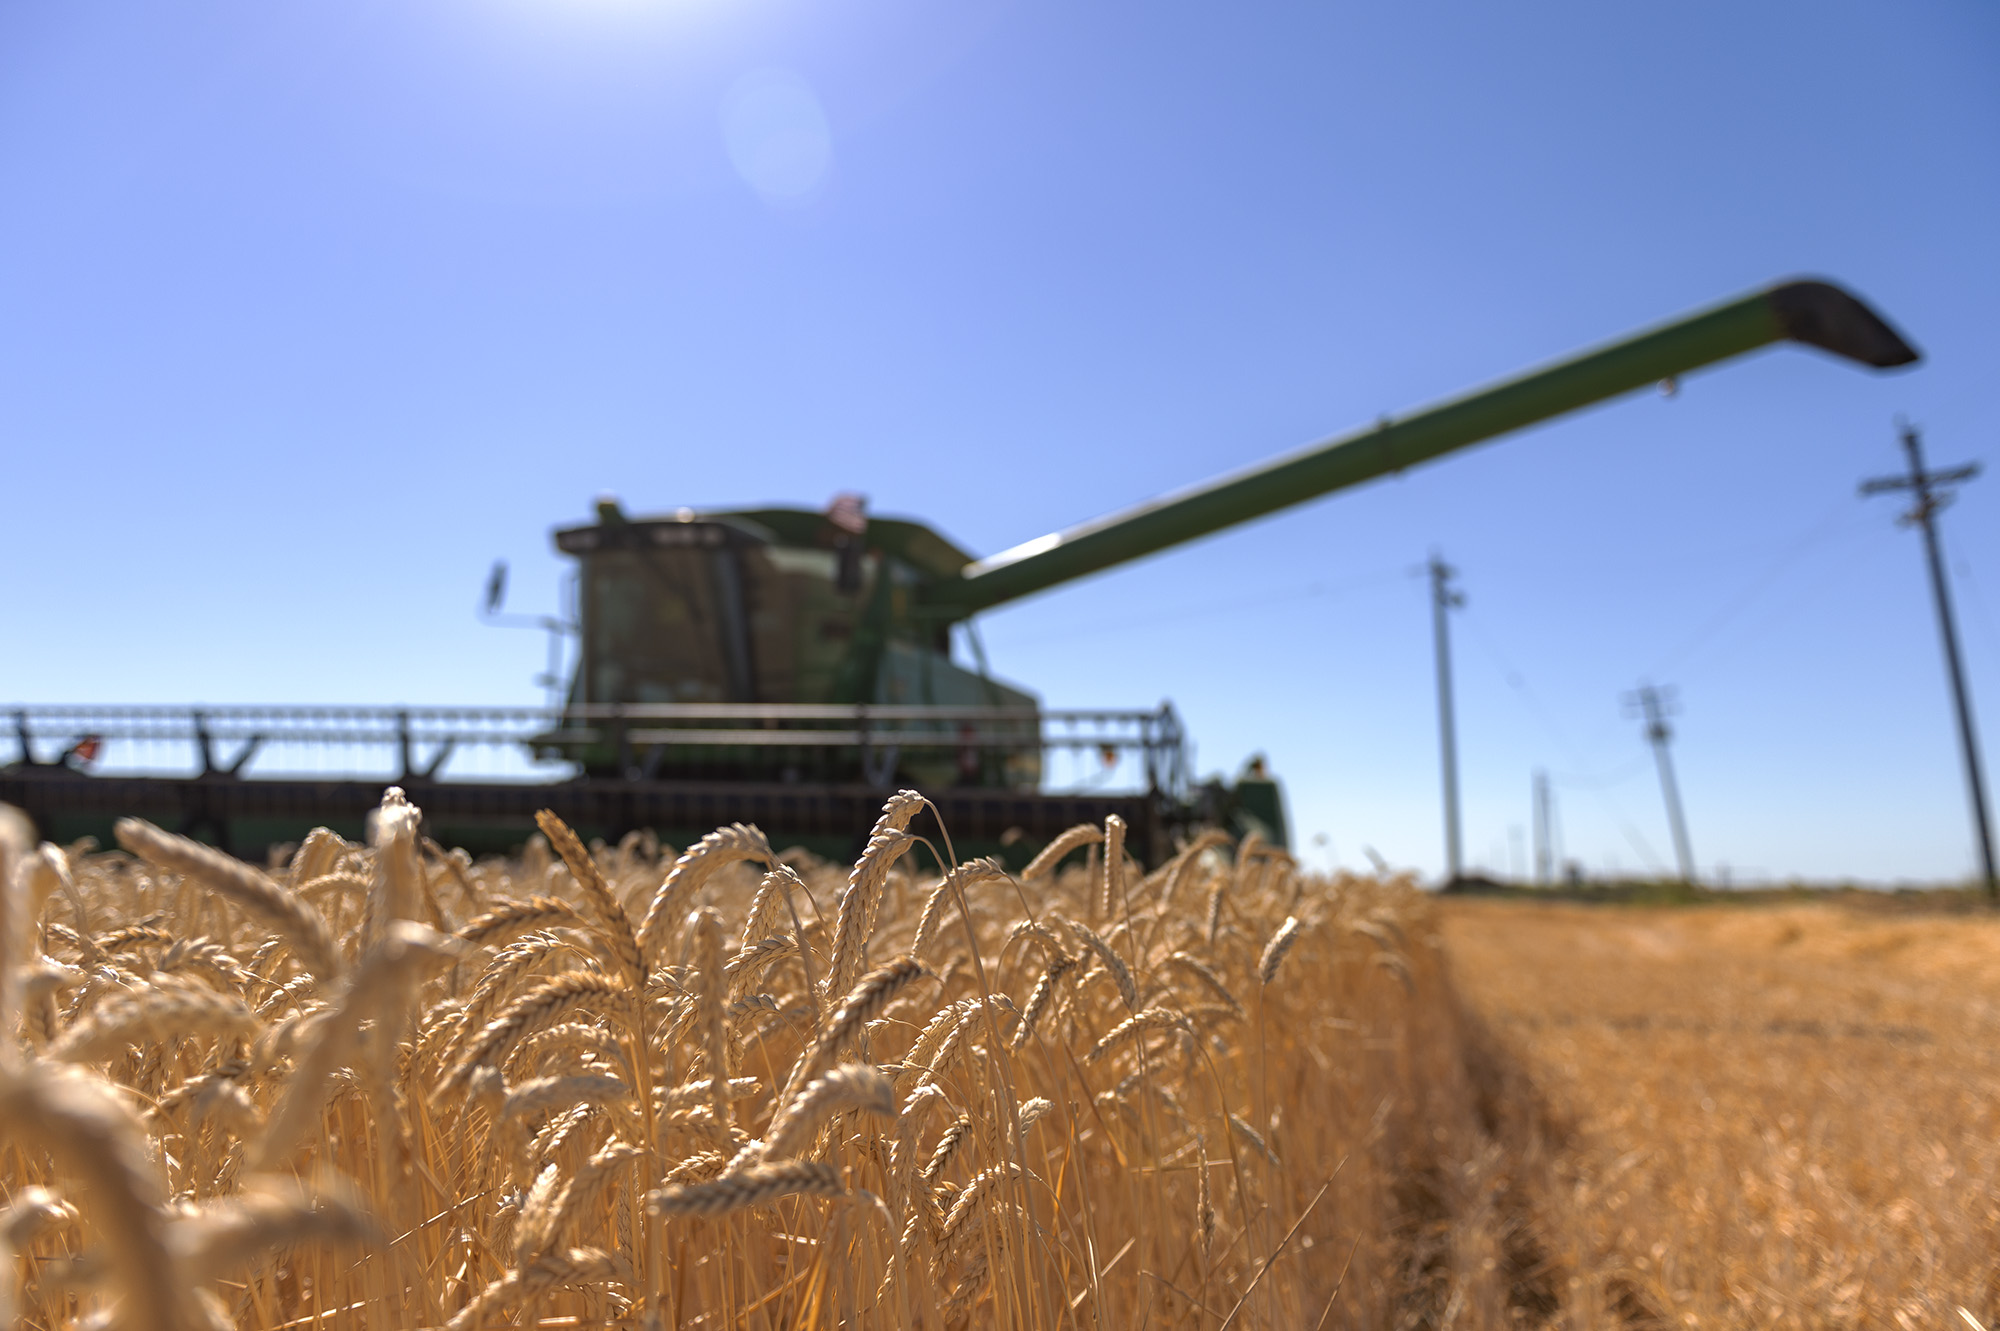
[1454,601,1670,877]
[1556,499,1872,764]
[1643,495,1865,681]
[1682,532,1879,678]
[1459,608,1651,780]
[1546,756,1652,790]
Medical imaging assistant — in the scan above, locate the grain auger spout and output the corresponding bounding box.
[924,279,1918,617]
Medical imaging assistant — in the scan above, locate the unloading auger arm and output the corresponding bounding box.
[924,278,1918,617]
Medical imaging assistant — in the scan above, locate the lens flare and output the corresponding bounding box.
[720,68,833,203]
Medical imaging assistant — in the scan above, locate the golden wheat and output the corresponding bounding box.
[2,789,1495,1328]
[1441,897,2000,1328]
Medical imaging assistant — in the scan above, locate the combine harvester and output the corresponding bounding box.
[5,280,1917,860]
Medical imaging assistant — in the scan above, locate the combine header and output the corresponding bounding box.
[5,279,1918,859]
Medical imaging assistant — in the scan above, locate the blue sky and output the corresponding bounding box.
[3,0,1996,883]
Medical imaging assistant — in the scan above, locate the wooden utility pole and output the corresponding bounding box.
[1532,768,1554,884]
[1861,421,1997,900]
[1625,684,1696,884]
[1430,552,1465,886]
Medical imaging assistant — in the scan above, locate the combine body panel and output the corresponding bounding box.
[5,280,1918,857]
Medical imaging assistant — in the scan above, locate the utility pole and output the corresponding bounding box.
[1861,421,1997,900]
[1625,683,1696,884]
[1532,769,1554,885]
[1429,551,1465,886]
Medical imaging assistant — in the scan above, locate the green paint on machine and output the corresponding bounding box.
[5,280,1917,855]
[532,279,1917,835]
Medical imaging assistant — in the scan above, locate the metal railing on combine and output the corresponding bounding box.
[7,703,1189,797]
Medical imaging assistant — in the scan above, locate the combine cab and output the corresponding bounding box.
[540,503,1046,792]
[4,279,1917,860]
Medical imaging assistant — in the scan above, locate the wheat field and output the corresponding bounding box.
[1439,896,2000,1329]
[0,790,1546,1330]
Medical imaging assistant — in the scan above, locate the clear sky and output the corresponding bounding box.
[4,0,1996,884]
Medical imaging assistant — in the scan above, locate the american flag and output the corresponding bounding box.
[826,491,868,536]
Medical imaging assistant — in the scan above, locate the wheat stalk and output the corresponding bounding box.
[450,931,564,1062]
[48,979,255,1063]
[1020,823,1104,880]
[1196,1135,1215,1254]
[168,1175,377,1282]
[910,858,1008,959]
[1004,918,1072,963]
[817,955,926,1063]
[899,996,973,1078]
[1228,1112,1280,1166]
[1062,916,1138,1012]
[635,823,772,965]
[455,896,584,949]
[287,826,348,889]
[1166,950,1246,1018]
[0,1067,193,1331]
[114,819,341,981]
[1010,954,1076,1052]
[824,792,925,1004]
[1100,814,1127,920]
[1084,1007,1186,1064]
[502,1073,632,1126]
[725,934,798,996]
[922,1114,973,1182]
[938,1160,1023,1245]
[646,1158,843,1218]
[510,1022,631,1080]
[535,810,648,992]
[94,923,177,954]
[690,906,732,1131]
[445,1245,634,1331]
[443,972,637,1096]
[656,1074,763,1115]
[755,1063,896,1165]
[1257,916,1302,986]
[1157,830,1231,911]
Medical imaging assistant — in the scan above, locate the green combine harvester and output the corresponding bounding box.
[5,279,1918,861]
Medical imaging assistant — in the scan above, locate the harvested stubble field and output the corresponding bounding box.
[0,791,1542,1330]
[1440,895,2000,1328]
